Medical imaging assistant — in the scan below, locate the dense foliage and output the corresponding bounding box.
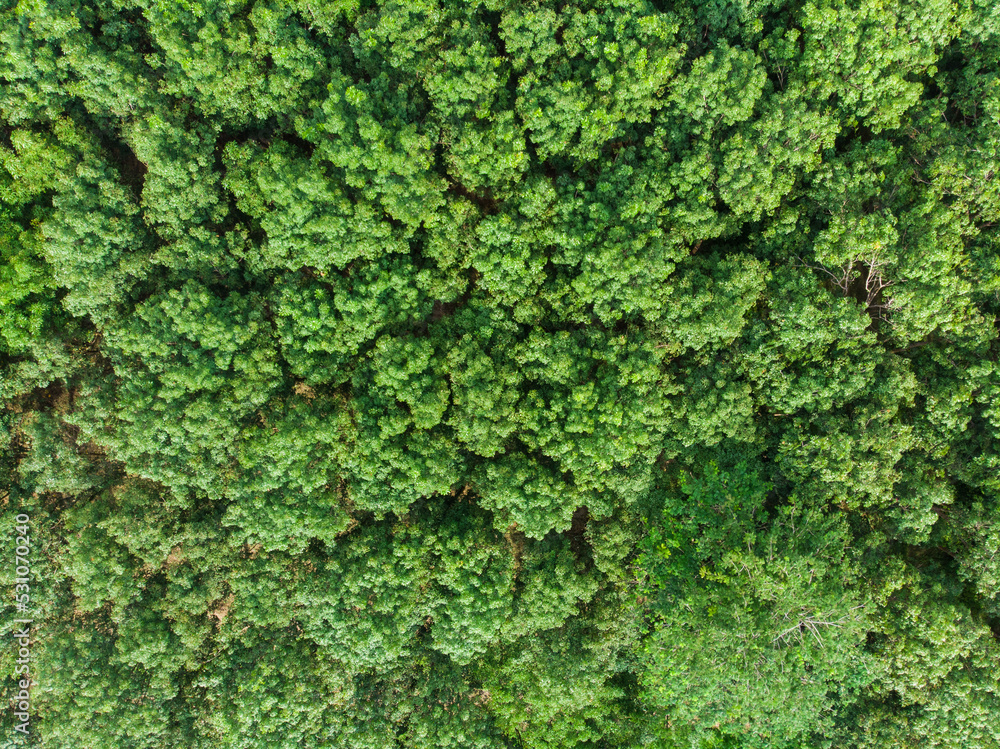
[1,0,998,746]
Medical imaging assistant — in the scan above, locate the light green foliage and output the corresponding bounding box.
[657,253,769,355]
[665,354,756,451]
[226,393,353,552]
[716,90,838,221]
[2,0,999,746]
[347,333,464,515]
[126,114,231,273]
[295,499,511,669]
[60,497,145,616]
[470,327,671,538]
[669,43,767,134]
[475,452,590,539]
[469,177,557,310]
[81,281,284,498]
[775,409,915,510]
[445,313,524,457]
[502,0,685,162]
[97,479,192,571]
[273,259,432,386]
[29,615,176,749]
[790,0,956,133]
[539,159,687,326]
[223,140,409,271]
[0,132,64,353]
[424,501,514,664]
[27,119,151,322]
[305,72,445,231]
[144,0,266,123]
[501,532,599,639]
[295,514,429,669]
[0,0,77,125]
[511,329,669,491]
[368,335,450,432]
[15,411,100,496]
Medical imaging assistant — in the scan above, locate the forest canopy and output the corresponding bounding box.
[1,0,999,746]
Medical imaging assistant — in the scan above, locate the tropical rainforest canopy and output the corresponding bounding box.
[1,0,999,746]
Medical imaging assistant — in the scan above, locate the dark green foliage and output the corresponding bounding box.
[1,0,998,746]
[639,465,873,748]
